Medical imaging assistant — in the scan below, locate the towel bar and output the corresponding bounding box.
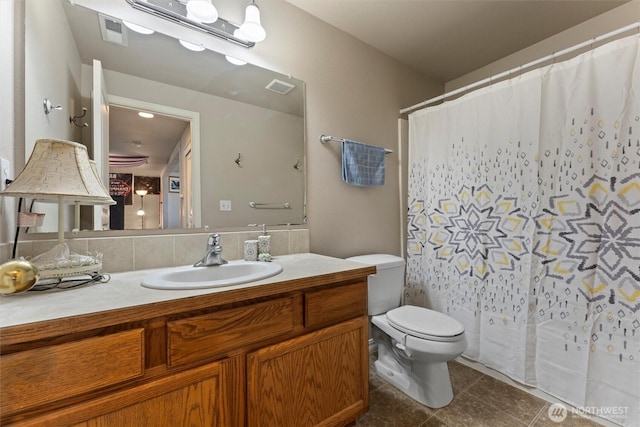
[249,202,291,209]
[320,135,393,155]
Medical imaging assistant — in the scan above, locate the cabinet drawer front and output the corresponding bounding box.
[305,282,367,328]
[168,297,295,367]
[10,362,224,427]
[0,328,144,416]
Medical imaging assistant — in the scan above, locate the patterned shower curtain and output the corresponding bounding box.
[407,34,639,425]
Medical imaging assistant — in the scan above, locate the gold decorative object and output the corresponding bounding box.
[0,260,40,294]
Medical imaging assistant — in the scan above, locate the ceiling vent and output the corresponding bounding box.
[98,13,128,47]
[265,79,295,95]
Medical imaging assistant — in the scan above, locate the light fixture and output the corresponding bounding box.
[240,0,266,42]
[109,153,149,167]
[179,39,206,52]
[225,55,247,66]
[135,189,147,229]
[225,31,248,65]
[126,0,258,48]
[138,111,154,118]
[122,20,154,35]
[186,0,218,23]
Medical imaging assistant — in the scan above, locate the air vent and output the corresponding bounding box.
[265,79,295,95]
[98,13,128,47]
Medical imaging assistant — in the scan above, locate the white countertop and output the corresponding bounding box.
[0,253,372,329]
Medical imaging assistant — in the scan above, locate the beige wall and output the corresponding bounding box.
[24,0,83,148]
[445,1,640,92]
[22,0,85,233]
[256,1,442,258]
[0,0,23,248]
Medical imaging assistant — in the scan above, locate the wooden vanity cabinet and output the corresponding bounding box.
[247,317,368,427]
[0,273,372,427]
[12,359,232,427]
[0,329,145,418]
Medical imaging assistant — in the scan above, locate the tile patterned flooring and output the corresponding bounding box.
[356,357,603,427]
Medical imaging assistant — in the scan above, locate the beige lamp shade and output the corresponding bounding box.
[89,159,113,204]
[1,139,115,205]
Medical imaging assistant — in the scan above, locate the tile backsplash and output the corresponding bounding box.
[0,229,309,274]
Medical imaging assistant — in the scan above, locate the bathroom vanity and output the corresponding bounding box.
[0,254,375,426]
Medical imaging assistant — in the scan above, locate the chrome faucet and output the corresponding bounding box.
[248,223,268,235]
[194,234,228,267]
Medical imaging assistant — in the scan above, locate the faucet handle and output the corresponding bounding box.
[208,233,221,247]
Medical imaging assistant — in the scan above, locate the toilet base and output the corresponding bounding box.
[374,349,454,409]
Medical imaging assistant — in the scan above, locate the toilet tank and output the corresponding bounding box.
[345,254,405,316]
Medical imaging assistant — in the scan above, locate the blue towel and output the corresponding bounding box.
[342,139,385,186]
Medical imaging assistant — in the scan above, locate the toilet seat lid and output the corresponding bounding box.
[386,306,464,342]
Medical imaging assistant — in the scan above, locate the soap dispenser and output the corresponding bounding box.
[258,224,271,261]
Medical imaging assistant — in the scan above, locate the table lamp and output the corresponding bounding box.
[0,139,115,282]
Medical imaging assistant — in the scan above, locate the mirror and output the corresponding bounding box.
[24,0,306,233]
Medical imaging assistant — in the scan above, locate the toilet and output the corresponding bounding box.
[346,254,467,408]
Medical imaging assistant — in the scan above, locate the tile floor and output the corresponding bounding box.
[356,356,603,427]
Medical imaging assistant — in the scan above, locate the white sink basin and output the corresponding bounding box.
[141,261,283,290]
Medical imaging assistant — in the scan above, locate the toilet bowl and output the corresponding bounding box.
[372,305,467,408]
[346,254,467,409]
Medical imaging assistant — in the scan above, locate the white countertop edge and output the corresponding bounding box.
[0,253,372,329]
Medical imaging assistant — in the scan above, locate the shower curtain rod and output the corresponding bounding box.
[400,21,640,115]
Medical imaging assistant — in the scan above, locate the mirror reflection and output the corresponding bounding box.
[108,105,190,230]
[24,0,306,233]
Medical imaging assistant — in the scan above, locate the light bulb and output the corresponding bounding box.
[186,0,218,23]
[122,20,154,35]
[240,2,266,42]
[137,209,145,216]
[226,55,247,66]
[179,40,205,52]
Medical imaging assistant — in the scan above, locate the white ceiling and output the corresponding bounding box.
[286,0,630,82]
[109,106,189,177]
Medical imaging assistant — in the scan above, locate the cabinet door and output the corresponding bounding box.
[247,317,369,427]
[12,361,229,427]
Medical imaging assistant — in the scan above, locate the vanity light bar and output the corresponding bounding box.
[126,0,255,48]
